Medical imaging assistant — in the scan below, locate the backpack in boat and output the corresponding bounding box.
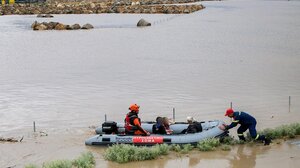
[186,122,203,133]
[102,121,118,134]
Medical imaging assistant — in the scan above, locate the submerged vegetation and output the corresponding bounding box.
[103,144,170,163]
[25,152,95,168]
[197,138,220,151]
[104,122,300,163]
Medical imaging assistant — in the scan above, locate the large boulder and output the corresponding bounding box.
[45,14,54,18]
[48,22,59,29]
[90,3,96,9]
[55,23,67,30]
[66,25,72,30]
[31,21,38,29]
[81,23,94,29]
[71,24,81,30]
[57,3,64,9]
[33,23,48,31]
[137,19,151,27]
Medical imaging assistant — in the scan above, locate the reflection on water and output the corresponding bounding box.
[234,146,257,168]
[147,145,271,168]
[188,154,201,167]
[229,145,265,168]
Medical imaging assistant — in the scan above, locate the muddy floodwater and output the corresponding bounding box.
[1,0,300,167]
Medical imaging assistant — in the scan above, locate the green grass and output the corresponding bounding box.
[25,165,38,168]
[170,144,182,152]
[103,123,300,162]
[25,152,95,168]
[181,144,194,154]
[196,138,220,151]
[169,144,194,154]
[258,123,300,139]
[103,143,198,163]
[103,144,170,163]
[73,152,95,168]
[43,160,72,168]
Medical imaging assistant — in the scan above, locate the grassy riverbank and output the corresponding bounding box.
[24,122,300,167]
[104,122,300,163]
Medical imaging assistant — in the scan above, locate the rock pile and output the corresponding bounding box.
[0,0,205,15]
[31,21,94,30]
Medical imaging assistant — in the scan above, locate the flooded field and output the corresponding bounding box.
[1,0,300,167]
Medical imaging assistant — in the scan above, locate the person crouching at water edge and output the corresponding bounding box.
[124,104,150,136]
[219,108,271,145]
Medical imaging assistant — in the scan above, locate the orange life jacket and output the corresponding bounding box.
[124,112,140,134]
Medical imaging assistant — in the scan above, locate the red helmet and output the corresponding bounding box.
[129,104,140,112]
[225,108,234,116]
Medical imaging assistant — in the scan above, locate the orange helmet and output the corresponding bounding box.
[225,108,234,116]
[129,104,140,112]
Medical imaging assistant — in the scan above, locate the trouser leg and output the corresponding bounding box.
[248,123,264,140]
[248,123,271,146]
[237,125,248,141]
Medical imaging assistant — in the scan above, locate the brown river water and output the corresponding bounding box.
[1,0,300,167]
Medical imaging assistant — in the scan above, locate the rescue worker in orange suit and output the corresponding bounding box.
[124,104,150,136]
[220,108,271,145]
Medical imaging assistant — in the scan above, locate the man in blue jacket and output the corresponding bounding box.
[220,108,271,145]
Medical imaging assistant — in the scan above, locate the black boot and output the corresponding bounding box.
[256,135,271,145]
[238,135,246,141]
[264,138,271,146]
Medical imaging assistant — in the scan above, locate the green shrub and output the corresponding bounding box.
[133,146,157,161]
[292,123,300,135]
[104,144,134,163]
[153,144,170,155]
[259,123,300,140]
[197,138,220,151]
[73,152,95,168]
[25,152,95,168]
[43,160,72,168]
[25,165,38,168]
[220,136,240,145]
[181,144,194,154]
[168,144,194,153]
[170,144,182,152]
[103,144,168,163]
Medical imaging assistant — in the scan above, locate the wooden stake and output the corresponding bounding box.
[289,96,291,112]
[33,121,36,132]
[173,108,175,122]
